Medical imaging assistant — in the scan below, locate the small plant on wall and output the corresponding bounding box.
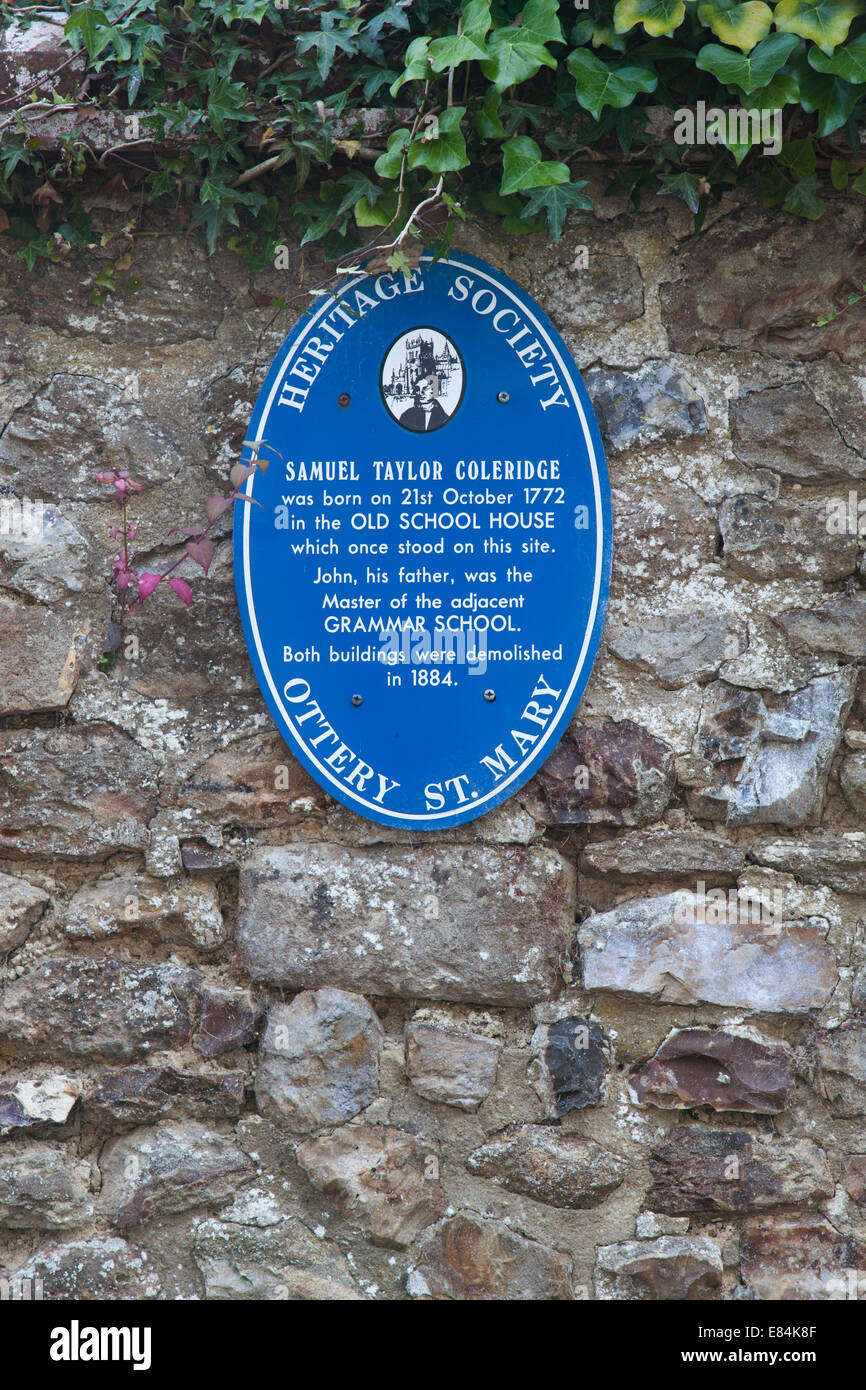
[94,446,268,669]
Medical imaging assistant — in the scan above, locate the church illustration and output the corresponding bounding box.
[383,331,460,401]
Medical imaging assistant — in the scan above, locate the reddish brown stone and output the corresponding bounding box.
[466,1125,626,1209]
[408,1216,574,1300]
[581,830,744,880]
[816,1025,866,1116]
[84,1068,245,1126]
[611,480,715,578]
[98,1122,253,1227]
[0,603,82,715]
[164,731,324,828]
[646,1126,832,1215]
[195,985,261,1059]
[660,205,866,363]
[0,958,201,1062]
[731,382,866,484]
[296,1123,445,1248]
[841,1154,866,1209]
[596,1235,724,1301]
[521,720,675,828]
[0,18,83,104]
[630,1030,796,1114]
[740,1218,866,1299]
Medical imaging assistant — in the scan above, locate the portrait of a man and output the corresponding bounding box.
[380,328,465,432]
[398,374,452,432]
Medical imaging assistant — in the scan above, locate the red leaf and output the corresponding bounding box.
[205,495,232,523]
[186,538,215,574]
[229,462,256,490]
[168,576,193,606]
[33,180,62,206]
[137,572,162,599]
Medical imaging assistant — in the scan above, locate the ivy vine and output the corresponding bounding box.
[1,0,865,292]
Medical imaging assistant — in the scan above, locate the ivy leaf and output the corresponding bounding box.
[481,189,545,234]
[783,171,826,218]
[408,107,469,173]
[809,33,866,82]
[696,0,773,52]
[355,190,399,226]
[480,29,557,91]
[567,49,658,121]
[521,181,592,241]
[374,129,411,179]
[196,176,243,252]
[333,168,383,221]
[364,2,411,41]
[296,22,358,81]
[658,170,704,212]
[296,195,340,245]
[463,0,493,35]
[613,0,687,37]
[731,72,801,107]
[518,0,565,45]
[474,87,508,139]
[500,136,570,194]
[64,8,113,59]
[794,52,865,134]
[774,0,859,55]
[574,6,629,52]
[428,32,488,71]
[390,35,432,95]
[830,157,850,188]
[206,77,256,141]
[778,136,817,178]
[695,32,800,94]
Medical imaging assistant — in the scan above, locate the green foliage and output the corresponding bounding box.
[1,0,865,276]
[774,0,860,54]
[614,0,687,40]
[567,48,658,120]
[697,1,775,52]
[520,181,593,240]
[696,31,800,92]
[500,136,569,194]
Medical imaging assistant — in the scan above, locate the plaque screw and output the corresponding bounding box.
[496,391,510,404]
[483,689,496,702]
[351,693,363,707]
[338,393,351,408]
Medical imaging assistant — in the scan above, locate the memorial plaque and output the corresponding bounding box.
[234,250,611,829]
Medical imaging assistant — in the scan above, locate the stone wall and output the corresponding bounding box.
[1,184,865,1301]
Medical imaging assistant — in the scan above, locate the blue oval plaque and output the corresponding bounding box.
[234,250,611,829]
